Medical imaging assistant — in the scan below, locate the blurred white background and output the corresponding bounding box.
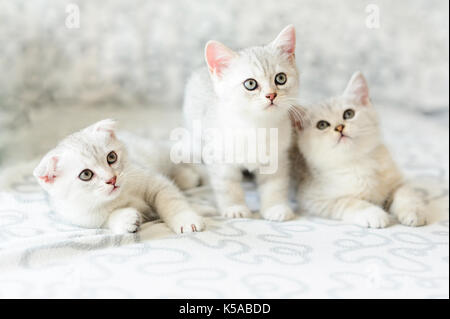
[0,1,448,299]
[0,0,448,165]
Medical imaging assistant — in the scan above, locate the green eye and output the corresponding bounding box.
[79,169,94,181]
[243,78,258,91]
[316,120,330,130]
[343,109,355,120]
[275,72,287,85]
[107,151,118,165]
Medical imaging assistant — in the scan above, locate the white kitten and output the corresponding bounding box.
[33,119,205,234]
[183,25,301,221]
[293,72,427,228]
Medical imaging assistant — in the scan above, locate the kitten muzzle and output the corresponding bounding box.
[106,176,120,194]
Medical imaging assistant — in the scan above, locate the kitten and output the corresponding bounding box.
[183,25,301,221]
[293,71,426,228]
[33,119,205,234]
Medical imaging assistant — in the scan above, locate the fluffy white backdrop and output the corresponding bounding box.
[0,0,448,164]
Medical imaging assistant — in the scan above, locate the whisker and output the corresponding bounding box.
[285,104,310,130]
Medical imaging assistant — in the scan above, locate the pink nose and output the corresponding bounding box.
[106,176,117,186]
[266,93,277,102]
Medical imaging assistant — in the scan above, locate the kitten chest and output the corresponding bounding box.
[330,162,392,205]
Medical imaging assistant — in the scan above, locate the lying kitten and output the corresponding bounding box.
[183,25,301,221]
[33,119,205,234]
[293,72,426,228]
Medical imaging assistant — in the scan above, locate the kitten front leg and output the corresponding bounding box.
[147,174,205,234]
[303,197,391,228]
[208,164,252,219]
[389,184,427,227]
[257,157,294,222]
[106,207,142,234]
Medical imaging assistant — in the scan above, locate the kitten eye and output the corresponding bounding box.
[343,109,355,120]
[107,151,118,165]
[79,169,94,182]
[243,78,258,91]
[316,120,331,130]
[275,72,287,85]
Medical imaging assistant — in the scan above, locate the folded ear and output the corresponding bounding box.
[205,41,237,78]
[34,153,59,185]
[343,71,371,106]
[271,24,296,56]
[89,119,118,138]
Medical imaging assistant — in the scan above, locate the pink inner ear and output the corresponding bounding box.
[273,25,296,55]
[345,73,370,106]
[92,119,117,138]
[97,127,116,139]
[282,29,296,55]
[39,156,58,184]
[354,84,370,105]
[205,41,235,76]
[289,108,303,130]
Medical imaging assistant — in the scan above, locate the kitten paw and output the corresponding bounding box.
[262,204,294,222]
[222,205,252,219]
[109,209,142,234]
[397,209,427,227]
[169,211,205,234]
[389,186,427,227]
[354,206,390,228]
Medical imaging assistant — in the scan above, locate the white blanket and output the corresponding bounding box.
[0,106,448,298]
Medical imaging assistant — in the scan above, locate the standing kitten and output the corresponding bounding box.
[183,25,301,221]
[293,72,426,228]
[33,119,205,234]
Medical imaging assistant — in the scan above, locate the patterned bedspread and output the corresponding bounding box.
[0,106,448,298]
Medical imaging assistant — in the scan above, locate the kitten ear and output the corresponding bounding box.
[289,105,308,131]
[91,119,118,138]
[343,71,371,106]
[34,153,59,185]
[271,25,296,56]
[205,41,237,77]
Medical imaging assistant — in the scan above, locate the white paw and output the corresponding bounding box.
[169,210,205,234]
[261,204,294,222]
[397,209,427,227]
[109,209,142,234]
[354,206,390,228]
[221,205,252,219]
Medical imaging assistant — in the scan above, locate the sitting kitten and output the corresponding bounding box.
[183,25,301,221]
[33,119,205,234]
[293,72,426,228]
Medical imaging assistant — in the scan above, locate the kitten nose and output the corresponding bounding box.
[265,93,277,102]
[335,124,345,133]
[106,176,117,186]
